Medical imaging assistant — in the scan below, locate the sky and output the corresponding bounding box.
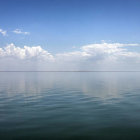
[0,0,140,71]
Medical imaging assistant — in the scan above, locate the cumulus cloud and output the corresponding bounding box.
[54,43,140,70]
[0,28,7,36]
[0,42,140,71]
[13,29,30,35]
[0,43,53,60]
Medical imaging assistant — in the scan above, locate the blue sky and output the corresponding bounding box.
[1,0,140,71]
[0,0,140,53]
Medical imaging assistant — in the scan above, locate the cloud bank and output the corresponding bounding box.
[0,43,140,71]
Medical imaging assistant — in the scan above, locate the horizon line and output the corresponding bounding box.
[0,70,140,72]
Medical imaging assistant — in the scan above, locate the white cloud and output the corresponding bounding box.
[13,29,30,35]
[0,42,140,71]
[0,28,7,36]
[0,43,53,60]
[56,43,140,62]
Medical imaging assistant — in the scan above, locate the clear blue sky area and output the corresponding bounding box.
[0,0,140,52]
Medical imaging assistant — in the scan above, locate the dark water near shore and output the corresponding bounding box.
[0,72,140,140]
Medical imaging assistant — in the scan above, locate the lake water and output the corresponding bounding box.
[0,72,140,139]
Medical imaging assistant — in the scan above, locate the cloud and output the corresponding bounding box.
[56,43,140,62]
[54,43,140,70]
[13,29,30,35]
[0,28,7,36]
[0,43,53,60]
[0,42,140,71]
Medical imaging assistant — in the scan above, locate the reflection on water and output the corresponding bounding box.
[0,72,140,139]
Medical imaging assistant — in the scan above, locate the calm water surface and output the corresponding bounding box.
[0,72,140,139]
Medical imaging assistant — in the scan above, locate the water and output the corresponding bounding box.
[0,72,140,139]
